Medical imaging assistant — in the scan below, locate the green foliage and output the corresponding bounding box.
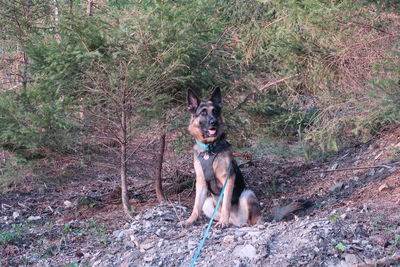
[0,88,80,157]
[390,234,400,248]
[328,213,341,224]
[0,224,28,247]
[0,0,399,170]
[0,155,30,186]
[243,91,317,137]
[335,242,347,252]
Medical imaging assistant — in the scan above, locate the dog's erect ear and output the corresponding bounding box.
[210,87,221,105]
[187,89,200,113]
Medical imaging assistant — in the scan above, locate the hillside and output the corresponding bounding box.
[1,125,399,266]
[1,0,399,266]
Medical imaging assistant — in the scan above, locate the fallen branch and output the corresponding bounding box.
[310,163,398,173]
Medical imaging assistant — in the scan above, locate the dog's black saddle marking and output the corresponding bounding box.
[195,139,245,204]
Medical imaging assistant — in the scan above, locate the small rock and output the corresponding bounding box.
[121,250,141,267]
[368,169,376,176]
[143,254,154,262]
[361,204,369,212]
[92,260,102,267]
[143,213,152,220]
[187,239,197,250]
[329,182,345,192]
[345,207,354,212]
[12,212,19,220]
[378,183,390,192]
[113,230,125,241]
[247,231,261,238]
[330,163,339,170]
[140,242,154,251]
[27,215,41,221]
[352,176,360,182]
[235,231,246,237]
[222,235,236,244]
[340,213,347,220]
[64,200,73,208]
[338,260,350,267]
[233,244,257,259]
[343,253,360,265]
[144,220,152,228]
[257,224,265,230]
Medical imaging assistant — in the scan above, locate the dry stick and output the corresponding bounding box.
[155,132,167,202]
[199,27,231,65]
[135,182,153,191]
[259,74,299,91]
[235,74,299,110]
[125,138,148,162]
[309,163,398,174]
[168,199,184,228]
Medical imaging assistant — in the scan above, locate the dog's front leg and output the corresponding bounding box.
[216,174,234,228]
[179,178,207,226]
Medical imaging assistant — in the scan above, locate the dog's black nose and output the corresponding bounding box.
[210,118,218,126]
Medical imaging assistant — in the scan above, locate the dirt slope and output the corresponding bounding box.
[1,126,399,266]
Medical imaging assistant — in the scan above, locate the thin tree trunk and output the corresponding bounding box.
[155,132,166,202]
[120,107,132,218]
[86,0,93,16]
[53,0,61,43]
[21,51,28,91]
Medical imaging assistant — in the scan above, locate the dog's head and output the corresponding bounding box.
[187,87,226,144]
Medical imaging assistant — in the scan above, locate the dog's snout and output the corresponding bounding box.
[210,118,218,126]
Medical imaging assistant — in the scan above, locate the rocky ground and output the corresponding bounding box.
[1,126,400,266]
[92,203,399,267]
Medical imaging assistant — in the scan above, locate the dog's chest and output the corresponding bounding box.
[197,152,217,181]
[196,151,221,195]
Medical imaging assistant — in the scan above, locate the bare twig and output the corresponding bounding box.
[309,163,398,173]
[259,74,299,91]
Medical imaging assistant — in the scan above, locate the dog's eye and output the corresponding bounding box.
[201,109,207,116]
[212,109,220,116]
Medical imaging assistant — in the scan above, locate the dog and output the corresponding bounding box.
[179,87,261,227]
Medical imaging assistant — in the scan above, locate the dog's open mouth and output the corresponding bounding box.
[207,128,217,136]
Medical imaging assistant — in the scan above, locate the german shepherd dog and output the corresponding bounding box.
[180,88,311,227]
[180,88,261,227]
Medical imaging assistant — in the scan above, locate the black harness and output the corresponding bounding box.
[195,139,231,196]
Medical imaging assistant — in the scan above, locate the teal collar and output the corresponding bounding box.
[195,139,214,152]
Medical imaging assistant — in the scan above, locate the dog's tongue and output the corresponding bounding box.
[208,129,217,135]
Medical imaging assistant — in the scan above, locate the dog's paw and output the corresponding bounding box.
[215,220,229,229]
[178,220,193,227]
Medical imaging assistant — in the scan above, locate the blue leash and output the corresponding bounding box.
[190,162,232,267]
